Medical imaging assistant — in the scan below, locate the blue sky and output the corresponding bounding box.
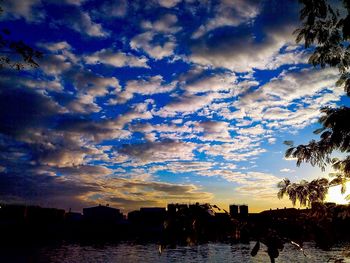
[0,0,347,212]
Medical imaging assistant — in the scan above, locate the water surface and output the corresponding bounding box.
[1,242,349,263]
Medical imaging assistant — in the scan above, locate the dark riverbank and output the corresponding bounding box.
[1,202,350,251]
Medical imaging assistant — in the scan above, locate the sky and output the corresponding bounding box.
[0,0,348,213]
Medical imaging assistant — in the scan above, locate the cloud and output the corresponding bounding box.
[131,122,193,137]
[268,138,276,144]
[190,0,299,71]
[130,14,180,60]
[38,41,72,52]
[236,67,340,129]
[1,0,44,22]
[0,0,345,213]
[197,121,232,142]
[46,0,86,6]
[192,0,261,39]
[87,178,213,211]
[0,167,98,209]
[55,116,132,143]
[265,50,308,70]
[157,0,182,8]
[280,168,295,173]
[130,32,176,60]
[70,70,121,97]
[65,94,101,113]
[149,161,214,174]
[118,140,196,164]
[0,88,64,137]
[63,8,108,37]
[157,92,224,117]
[237,124,266,136]
[199,141,266,161]
[199,170,280,199]
[39,54,72,75]
[0,73,63,92]
[1,163,211,212]
[109,75,176,104]
[183,73,236,94]
[142,14,181,34]
[85,48,149,68]
[95,0,128,18]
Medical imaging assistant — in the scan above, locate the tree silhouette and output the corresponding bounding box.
[277,178,329,207]
[278,0,350,205]
[0,5,42,70]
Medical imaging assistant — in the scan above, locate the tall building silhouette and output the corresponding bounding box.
[229,204,239,217]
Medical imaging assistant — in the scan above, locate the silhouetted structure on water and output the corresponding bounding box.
[83,204,123,223]
[1,201,350,255]
[229,204,248,219]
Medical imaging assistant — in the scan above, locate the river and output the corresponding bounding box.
[1,241,349,262]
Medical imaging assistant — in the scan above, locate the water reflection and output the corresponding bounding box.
[0,242,349,263]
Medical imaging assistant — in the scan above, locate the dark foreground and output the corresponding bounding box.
[1,202,350,262]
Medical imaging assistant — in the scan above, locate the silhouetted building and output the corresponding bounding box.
[259,207,303,220]
[140,207,166,226]
[229,204,239,218]
[26,206,65,223]
[83,205,123,223]
[0,204,26,222]
[239,205,248,217]
[128,207,166,227]
[65,211,83,222]
[127,210,141,224]
[0,204,65,223]
[167,204,176,215]
[167,203,189,215]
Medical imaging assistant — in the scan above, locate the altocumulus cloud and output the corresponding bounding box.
[0,0,346,212]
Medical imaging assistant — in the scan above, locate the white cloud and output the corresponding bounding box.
[72,71,121,97]
[66,94,101,113]
[280,168,295,173]
[192,0,261,39]
[38,41,71,52]
[109,75,176,104]
[234,67,340,128]
[130,32,176,60]
[96,0,128,18]
[197,121,232,142]
[157,92,224,117]
[1,0,43,22]
[64,9,108,37]
[183,73,236,94]
[190,1,299,72]
[85,48,149,68]
[198,169,280,198]
[157,0,182,8]
[142,14,181,34]
[39,54,72,75]
[268,138,276,144]
[118,140,197,164]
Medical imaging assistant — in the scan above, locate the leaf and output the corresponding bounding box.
[285,147,295,158]
[346,194,350,201]
[284,140,294,146]
[313,127,325,134]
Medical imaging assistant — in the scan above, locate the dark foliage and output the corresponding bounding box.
[0,5,42,70]
[278,0,350,205]
[295,0,350,95]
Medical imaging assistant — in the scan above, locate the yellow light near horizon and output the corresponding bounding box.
[326,182,350,205]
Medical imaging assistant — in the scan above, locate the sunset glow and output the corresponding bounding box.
[326,183,350,205]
